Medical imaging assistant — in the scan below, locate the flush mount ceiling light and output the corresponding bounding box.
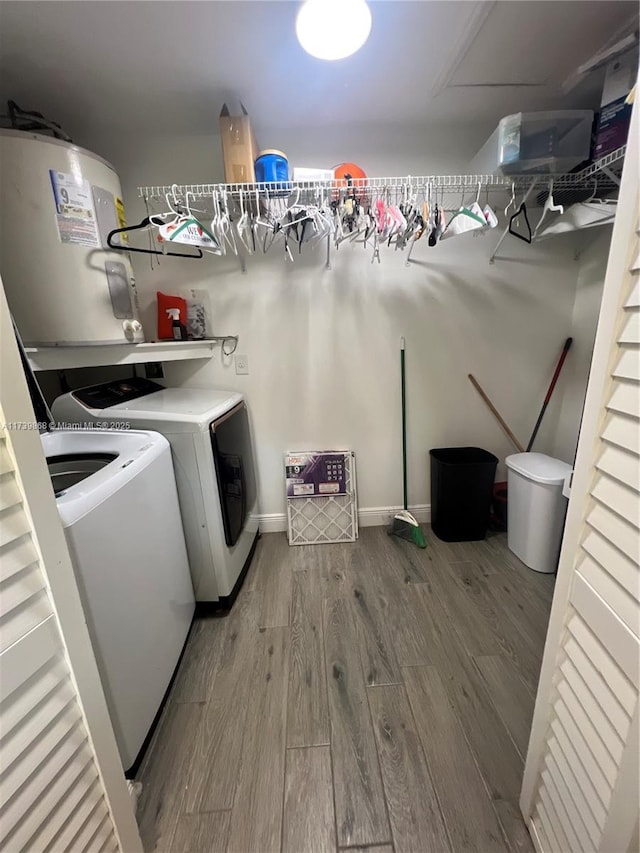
[296,0,372,61]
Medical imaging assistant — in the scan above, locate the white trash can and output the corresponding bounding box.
[505,452,573,574]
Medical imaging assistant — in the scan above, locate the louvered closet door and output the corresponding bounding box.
[522,109,639,853]
[0,424,120,853]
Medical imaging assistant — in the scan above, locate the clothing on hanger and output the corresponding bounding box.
[534,200,617,240]
[441,203,487,240]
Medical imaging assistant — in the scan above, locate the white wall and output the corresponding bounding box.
[553,229,611,463]
[83,126,589,521]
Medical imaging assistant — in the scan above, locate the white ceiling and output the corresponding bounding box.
[0,1,636,142]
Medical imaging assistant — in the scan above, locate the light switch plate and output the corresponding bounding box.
[235,354,249,375]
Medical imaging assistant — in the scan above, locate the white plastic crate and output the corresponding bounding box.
[285,450,358,545]
[471,110,594,175]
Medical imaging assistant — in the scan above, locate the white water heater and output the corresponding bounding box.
[0,129,144,346]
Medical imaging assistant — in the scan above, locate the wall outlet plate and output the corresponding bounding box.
[235,354,249,375]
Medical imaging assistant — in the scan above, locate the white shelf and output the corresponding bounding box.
[26,340,216,372]
[137,147,627,199]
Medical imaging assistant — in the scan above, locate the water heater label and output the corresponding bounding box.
[49,169,100,247]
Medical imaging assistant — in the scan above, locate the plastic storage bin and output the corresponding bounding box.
[255,149,289,183]
[505,452,572,573]
[430,447,498,542]
[471,110,593,175]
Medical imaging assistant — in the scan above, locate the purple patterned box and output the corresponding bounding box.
[285,451,348,498]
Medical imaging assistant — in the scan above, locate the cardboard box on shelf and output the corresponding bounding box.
[219,103,259,183]
[593,51,637,160]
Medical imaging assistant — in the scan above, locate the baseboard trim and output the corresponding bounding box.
[256,505,431,534]
[255,513,289,534]
[358,504,431,528]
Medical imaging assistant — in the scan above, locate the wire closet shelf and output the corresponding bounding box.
[137,146,626,201]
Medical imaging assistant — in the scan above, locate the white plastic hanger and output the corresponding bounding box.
[533,180,563,239]
[504,182,516,218]
[221,190,238,255]
[441,186,486,240]
[236,191,254,253]
[161,190,221,251]
[148,186,183,229]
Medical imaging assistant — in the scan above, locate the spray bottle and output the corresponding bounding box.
[166,308,188,341]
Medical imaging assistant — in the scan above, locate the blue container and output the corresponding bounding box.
[255,149,289,183]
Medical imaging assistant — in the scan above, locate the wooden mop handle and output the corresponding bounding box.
[468,374,525,453]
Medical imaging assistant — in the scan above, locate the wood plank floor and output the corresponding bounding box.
[136,526,554,853]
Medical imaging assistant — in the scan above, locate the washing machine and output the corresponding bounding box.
[43,428,194,773]
[52,379,259,603]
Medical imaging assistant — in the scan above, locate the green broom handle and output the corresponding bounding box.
[401,337,407,511]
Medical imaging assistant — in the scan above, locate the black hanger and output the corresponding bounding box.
[428,204,439,247]
[509,203,532,244]
[107,217,203,258]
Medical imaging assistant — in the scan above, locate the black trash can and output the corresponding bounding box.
[430,447,498,542]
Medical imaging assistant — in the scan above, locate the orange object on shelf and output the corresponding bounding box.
[333,163,367,203]
[333,162,367,185]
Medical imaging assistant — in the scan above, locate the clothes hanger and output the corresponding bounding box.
[535,180,616,240]
[236,190,252,253]
[211,190,223,252]
[469,181,485,218]
[477,182,498,230]
[254,187,275,250]
[311,186,332,242]
[218,189,238,255]
[446,185,486,226]
[107,218,204,258]
[146,188,183,229]
[405,187,427,264]
[157,190,221,252]
[414,184,429,242]
[504,182,516,218]
[184,190,219,240]
[428,193,439,247]
[441,185,486,240]
[370,228,381,264]
[166,185,181,217]
[509,199,532,244]
[533,179,563,239]
[262,191,297,257]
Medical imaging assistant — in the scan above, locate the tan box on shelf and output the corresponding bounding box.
[219,103,259,183]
